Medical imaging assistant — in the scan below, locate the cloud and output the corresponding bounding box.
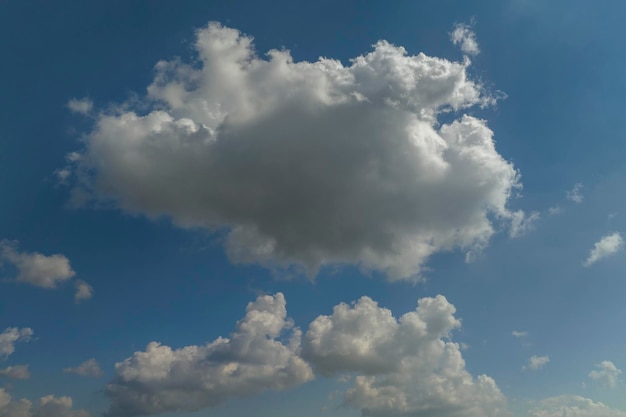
[566,183,584,203]
[523,355,550,371]
[67,98,93,115]
[106,293,313,417]
[66,22,528,281]
[0,241,75,289]
[510,210,540,238]
[583,232,623,267]
[0,365,30,380]
[0,389,89,417]
[63,359,103,378]
[512,330,528,338]
[589,361,622,388]
[0,327,33,360]
[528,395,626,417]
[73,281,94,303]
[450,23,480,55]
[548,206,561,215]
[303,295,507,417]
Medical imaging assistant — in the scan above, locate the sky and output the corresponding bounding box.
[1,1,626,416]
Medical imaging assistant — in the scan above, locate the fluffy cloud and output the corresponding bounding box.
[566,183,584,203]
[0,241,75,289]
[0,389,89,417]
[589,361,622,388]
[66,22,528,281]
[0,365,30,380]
[523,355,550,371]
[528,395,626,417]
[0,327,33,360]
[67,98,93,115]
[512,330,528,338]
[106,293,312,417]
[304,295,507,417]
[63,359,103,378]
[73,281,94,303]
[450,23,480,55]
[583,233,623,267]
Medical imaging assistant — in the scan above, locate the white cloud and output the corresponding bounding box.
[65,22,529,281]
[523,355,550,371]
[528,395,626,417]
[548,206,561,215]
[0,327,33,360]
[0,365,30,380]
[0,389,89,417]
[510,210,540,238]
[450,23,480,55]
[512,330,528,338]
[0,241,75,289]
[566,183,584,203]
[67,98,93,115]
[106,293,313,417]
[303,295,507,417]
[73,281,93,303]
[63,359,103,378]
[583,232,623,267]
[589,361,622,388]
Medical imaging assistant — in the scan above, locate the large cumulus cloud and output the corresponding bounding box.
[303,295,507,417]
[67,22,527,280]
[106,293,313,417]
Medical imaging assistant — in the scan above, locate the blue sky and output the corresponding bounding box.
[1,1,626,416]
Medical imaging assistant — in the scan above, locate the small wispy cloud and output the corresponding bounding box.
[450,23,480,55]
[67,97,93,115]
[523,355,550,371]
[512,330,528,338]
[589,361,622,388]
[566,183,584,204]
[63,358,103,378]
[583,232,623,267]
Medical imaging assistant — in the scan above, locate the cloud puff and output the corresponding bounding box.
[63,359,103,378]
[528,395,626,417]
[450,23,480,55]
[106,293,313,417]
[67,22,527,281]
[0,389,89,417]
[583,232,623,267]
[0,365,30,380]
[73,281,94,303]
[523,355,550,371]
[67,98,93,115]
[512,330,528,338]
[589,361,622,388]
[303,295,507,417]
[0,241,75,289]
[0,327,33,360]
[566,183,584,204]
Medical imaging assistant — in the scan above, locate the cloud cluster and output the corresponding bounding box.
[106,293,313,417]
[304,295,506,417]
[528,395,626,417]
[63,359,103,378]
[66,22,527,280]
[105,292,505,417]
[0,389,89,417]
[589,361,622,388]
[583,233,623,267]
